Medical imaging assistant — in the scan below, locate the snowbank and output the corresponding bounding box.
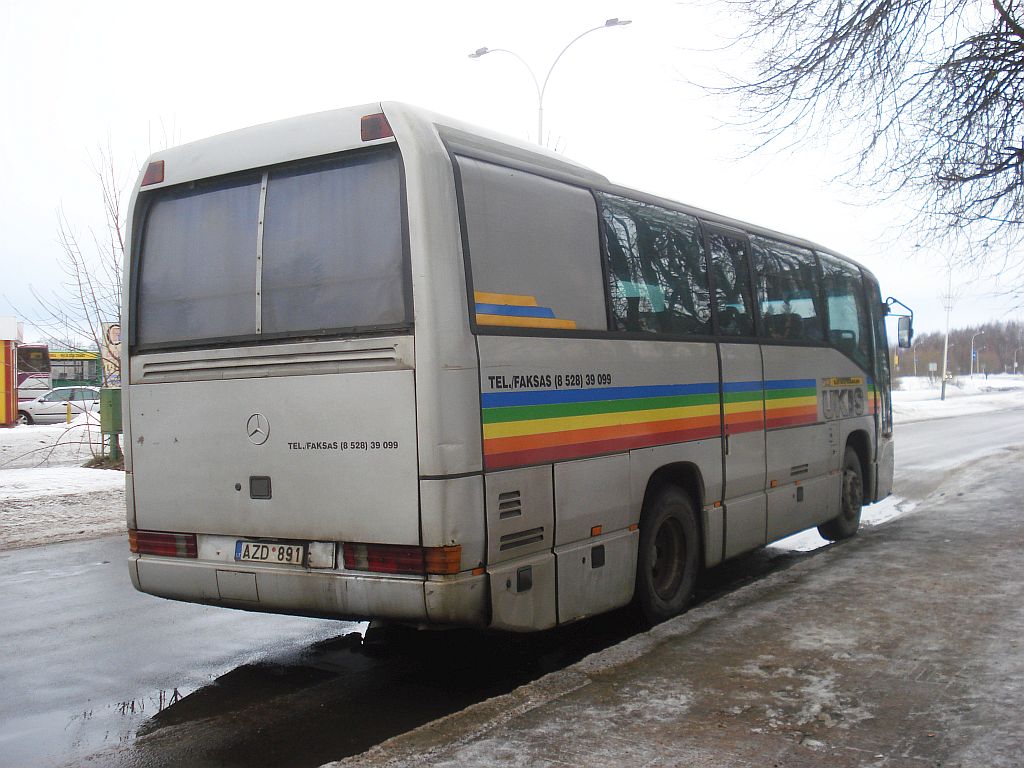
[0,415,106,470]
[0,467,125,550]
[0,416,121,550]
[892,373,1024,423]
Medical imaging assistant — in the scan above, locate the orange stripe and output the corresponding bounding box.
[762,404,817,420]
[484,413,721,455]
[474,291,539,307]
[476,314,578,330]
[725,410,764,423]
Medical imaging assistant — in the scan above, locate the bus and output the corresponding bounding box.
[16,343,51,401]
[50,350,102,389]
[124,103,912,631]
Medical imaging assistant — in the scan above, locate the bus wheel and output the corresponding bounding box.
[818,447,863,541]
[17,411,32,425]
[635,486,699,625]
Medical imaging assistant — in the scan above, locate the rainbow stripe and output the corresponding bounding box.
[474,291,577,330]
[481,378,821,470]
[724,381,765,436]
[482,383,720,470]
[763,379,818,430]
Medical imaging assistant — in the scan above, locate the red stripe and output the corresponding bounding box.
[725,420,765,436]
[484,424,721,470]
[765,412,819,430]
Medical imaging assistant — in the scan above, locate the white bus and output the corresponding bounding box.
[124,103,911,631]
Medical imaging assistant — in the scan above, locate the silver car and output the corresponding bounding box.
[17,386,101,425]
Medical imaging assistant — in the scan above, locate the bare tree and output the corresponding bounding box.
[20,143,124,383]
[708,0,1024,296]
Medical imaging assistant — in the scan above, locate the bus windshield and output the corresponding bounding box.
[134,145,407,348]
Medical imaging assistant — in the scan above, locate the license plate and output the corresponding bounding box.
[234,540,306,565]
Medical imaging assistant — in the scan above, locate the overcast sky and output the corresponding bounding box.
[1,0,1019,339]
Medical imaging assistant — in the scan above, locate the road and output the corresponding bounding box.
[2,406,1022,768]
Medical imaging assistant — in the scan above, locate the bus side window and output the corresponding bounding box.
[751,237,824,342]
[458,157,607,332]
[706,230,756,337]
[597,193,712,336]
[819,252,871,369]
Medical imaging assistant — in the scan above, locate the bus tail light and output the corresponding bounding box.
[343,543,462,575]
[424,545,462,575]
[141,160,165,186]
[360,113,394,141]
[129,530,198,558]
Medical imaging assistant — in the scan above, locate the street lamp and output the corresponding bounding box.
[1014,346,1022,374]
[970,330,985,378]
[939,268,955,401]
[469,18,632,146]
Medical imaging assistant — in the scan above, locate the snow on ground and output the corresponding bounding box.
[0,414,123,550]
[1,375,1023,552]
[0,468,125,551]
[0,413,106,470]
[892,373,1024,423]
[768,495,917,553]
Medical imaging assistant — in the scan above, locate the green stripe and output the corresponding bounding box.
[481,392,720,425]
[725,387,815,404]
[764,387,816,401]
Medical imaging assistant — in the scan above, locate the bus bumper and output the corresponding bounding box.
[129,555,488,627]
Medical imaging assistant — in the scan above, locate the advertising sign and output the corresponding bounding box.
[102,322,121,386]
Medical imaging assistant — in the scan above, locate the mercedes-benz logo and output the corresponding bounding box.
[246,413,270,445]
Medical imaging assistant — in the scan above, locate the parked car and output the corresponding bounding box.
[17,387,101,425]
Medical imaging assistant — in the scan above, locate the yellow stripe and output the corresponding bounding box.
[483,403,721,440]
[477,314,577,330]
[764,396,817,410]
[474,292,539,307]
[723,400,763,415]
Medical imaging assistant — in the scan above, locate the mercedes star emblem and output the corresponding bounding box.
[246,413,270,445]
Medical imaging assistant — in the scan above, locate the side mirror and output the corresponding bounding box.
[898,316,913,349]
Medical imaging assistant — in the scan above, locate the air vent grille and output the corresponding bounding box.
[132,338,411,384]
[499,526,544,551]
[497,490,522,520]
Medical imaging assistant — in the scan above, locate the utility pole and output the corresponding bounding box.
[940,268,955,401]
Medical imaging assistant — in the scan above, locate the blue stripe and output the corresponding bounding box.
[475,303,556,318]
[764,378,816,390]
[481,382,720,408]
[723,381,763,393]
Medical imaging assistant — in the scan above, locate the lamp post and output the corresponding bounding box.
[469,18,632,146]
[1014,346,1022,374]
[970,330,985,378]
[939,268,955,401]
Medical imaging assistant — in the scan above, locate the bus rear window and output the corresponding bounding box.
[136,146,407,347]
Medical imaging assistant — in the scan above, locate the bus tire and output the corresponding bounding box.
[17,411,32,425]
[635,485,699,625]
[818,447,863,541]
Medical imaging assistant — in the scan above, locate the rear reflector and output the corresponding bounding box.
[360,113,394,142]
[343,542,462,575]
[141,160,164,186]
[130,529,197,558]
